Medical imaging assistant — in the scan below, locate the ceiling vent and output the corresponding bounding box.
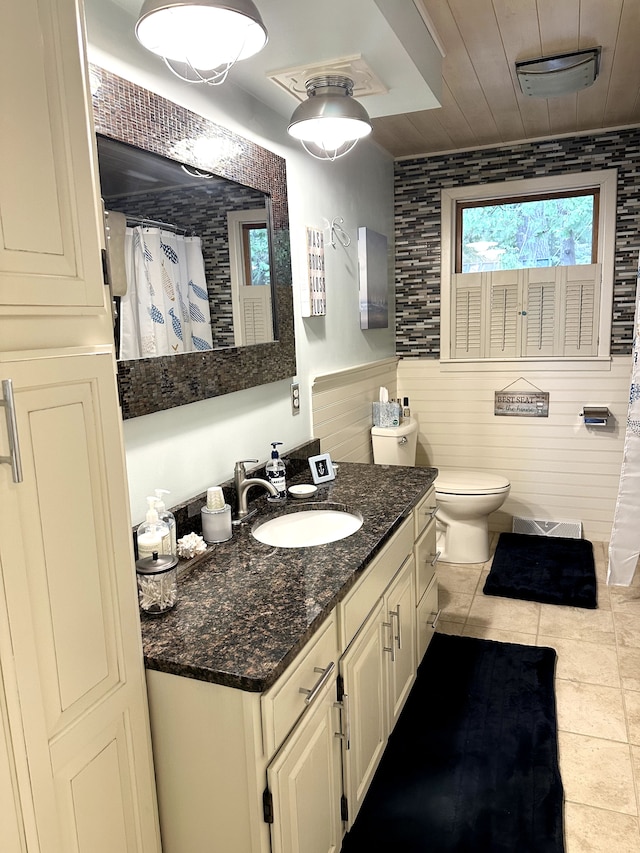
[268,55,387,103]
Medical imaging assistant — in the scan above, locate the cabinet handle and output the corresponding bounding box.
[428,505,438,519]
[334,692,351,750]
[382,620,396,662]
[389,605,402,650]
[299,661,335,706]
[428,550,441,567]
[428,609,441,631]
[0,380,23,483]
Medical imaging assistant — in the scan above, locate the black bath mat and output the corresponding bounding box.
[340,634,564,853]
[483,532,597,609]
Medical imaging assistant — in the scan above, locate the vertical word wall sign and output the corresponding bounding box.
[302,226,326,316]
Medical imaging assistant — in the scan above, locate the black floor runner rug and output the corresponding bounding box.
[340,633,564,853]
[483,532,597,609]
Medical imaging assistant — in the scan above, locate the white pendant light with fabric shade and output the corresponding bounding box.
[135,0,268,85]
[287,76,373,161]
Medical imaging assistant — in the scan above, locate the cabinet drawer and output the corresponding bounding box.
[414,485,437,540]
[416,577,439,663]
[338,515,413,651]
[262,613,339,758]
[414,516,439,603]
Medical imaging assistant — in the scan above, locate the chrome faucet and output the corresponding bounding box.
[233,459,280,521]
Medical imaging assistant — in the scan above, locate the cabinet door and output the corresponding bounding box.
[417,578,439,663]
[415,516,438,604]
[0,349,160,853]
[0,663,27,853]
[0,0,104,312]
[339,599,387,828]
[384,557,416,731]
[267,680,343,853]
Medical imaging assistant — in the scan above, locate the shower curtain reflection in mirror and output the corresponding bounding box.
[120,226,213,360]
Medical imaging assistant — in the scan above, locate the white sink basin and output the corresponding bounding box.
[252,508,363,548]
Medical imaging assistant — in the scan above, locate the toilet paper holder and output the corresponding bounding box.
[580,406,610,426]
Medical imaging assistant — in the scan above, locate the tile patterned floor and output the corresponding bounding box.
[434,536,640,853]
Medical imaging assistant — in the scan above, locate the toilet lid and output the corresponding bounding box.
[436,468,510,495]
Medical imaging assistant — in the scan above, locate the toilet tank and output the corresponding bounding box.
[371,418,418,466]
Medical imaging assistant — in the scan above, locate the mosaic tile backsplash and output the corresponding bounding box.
[394,127,640,358]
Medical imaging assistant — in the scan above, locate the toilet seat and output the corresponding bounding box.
[436,469,510,496]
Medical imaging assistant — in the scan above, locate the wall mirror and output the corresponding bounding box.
[98,135,276,357]
[91,65,296,419]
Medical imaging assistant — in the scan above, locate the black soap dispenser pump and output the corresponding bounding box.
[265,441,286,499]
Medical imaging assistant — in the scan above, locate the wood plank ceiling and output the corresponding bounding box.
[371,0,640,158]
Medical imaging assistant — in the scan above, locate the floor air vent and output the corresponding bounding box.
[512,517,583,539]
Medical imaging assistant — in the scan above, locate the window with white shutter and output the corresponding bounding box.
[450,264,600,359]
[441,172,615,364]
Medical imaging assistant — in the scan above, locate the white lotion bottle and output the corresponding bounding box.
[265,441,286,499]
[137,496,170,559]
[154,488,177,556]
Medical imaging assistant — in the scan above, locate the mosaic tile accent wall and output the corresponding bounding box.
[394,128,640,357]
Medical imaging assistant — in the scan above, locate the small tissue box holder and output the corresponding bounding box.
[373,401,401,427]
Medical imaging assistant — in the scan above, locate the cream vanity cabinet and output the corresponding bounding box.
[337,496,435,830]
[146,614,342,853]
[0,0,161,851]
[145,486,438,853]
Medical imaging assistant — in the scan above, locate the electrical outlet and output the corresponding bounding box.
[291,382,300,416]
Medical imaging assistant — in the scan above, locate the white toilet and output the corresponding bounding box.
[371,417,419,466]
[435,469,511,564]
[370,423,510,564]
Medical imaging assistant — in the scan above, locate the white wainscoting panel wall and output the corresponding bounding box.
[397,357,631,542]
[312,358,398,463]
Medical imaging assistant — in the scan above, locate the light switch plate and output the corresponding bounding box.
[291,382,300,416]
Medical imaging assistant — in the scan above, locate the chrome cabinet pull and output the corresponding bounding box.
[390,605,402,650]
[428,609,441,631]
[429,550,441,567]
[382,620,395,662]
[299,661,335,706]
[428,505,438,519]
[396,604,402,649]
[0,380,23,483]
[334,692,351,750]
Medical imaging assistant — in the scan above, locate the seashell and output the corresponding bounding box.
[176,532,208,559]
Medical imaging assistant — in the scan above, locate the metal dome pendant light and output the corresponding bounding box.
[135,0,268,86]
[288,76,372,161]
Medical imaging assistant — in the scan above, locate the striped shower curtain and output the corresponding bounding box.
[608,253,640,585]
[120,226,213,360]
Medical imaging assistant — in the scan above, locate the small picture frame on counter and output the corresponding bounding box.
[308,452,335,485]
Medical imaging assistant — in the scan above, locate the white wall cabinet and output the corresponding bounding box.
[0,0,161,850]
[145,487,439,853]
[0,351,161,853]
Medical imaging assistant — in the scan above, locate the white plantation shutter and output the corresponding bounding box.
[522,268,561,357]
[561,264,600,356]
[449,264,600,360]
[239,285,272,345]
[487,270,520,358]
[451,273,482,358]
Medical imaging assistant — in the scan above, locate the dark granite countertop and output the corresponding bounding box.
[140,462,437,693]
